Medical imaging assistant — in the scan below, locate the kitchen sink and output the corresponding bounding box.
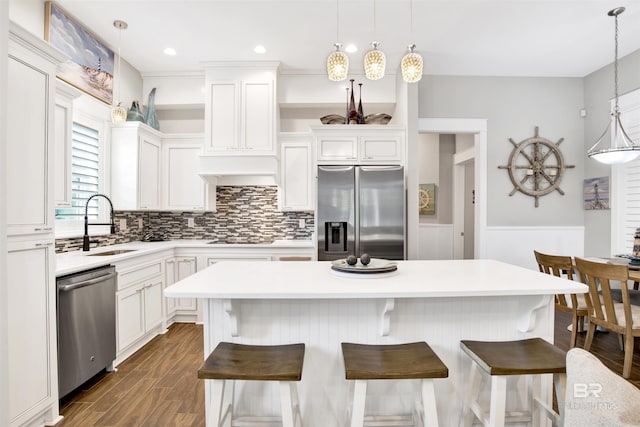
[86,249,137,256]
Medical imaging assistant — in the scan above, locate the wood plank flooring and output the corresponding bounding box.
[58,312,640,426]
[58,323,205,426]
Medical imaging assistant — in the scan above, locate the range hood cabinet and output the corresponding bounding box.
[198,155,279,186]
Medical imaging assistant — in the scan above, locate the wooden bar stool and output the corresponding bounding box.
[198,342,305,427]
[341,342,449,427]
[459,338,566,427]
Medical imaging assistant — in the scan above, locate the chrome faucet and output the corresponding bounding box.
[83,193,116,251]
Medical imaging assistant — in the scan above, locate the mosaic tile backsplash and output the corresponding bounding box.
[55,186,314,253]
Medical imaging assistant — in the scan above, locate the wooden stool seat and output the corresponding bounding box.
[342,342,449,380]
[198,342,305,427]
[459,338,567,427]
[198,342,305,381]
[341,342,448,427]
[460,338,566,376]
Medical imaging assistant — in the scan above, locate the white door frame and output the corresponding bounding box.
[413,118,488,259]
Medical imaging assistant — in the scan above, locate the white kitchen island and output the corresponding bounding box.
[164,259,586,426]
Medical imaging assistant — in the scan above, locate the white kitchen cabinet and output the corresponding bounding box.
[206,254,272,267]
[7,23,65,427]
[165,257,198,324]
[313,125,405,165]
[204,63,278,155]
[278,134,314,211]
[116,276,164,354]
[53,82,81,208]
[111,122,162,210]
[162,135,206,210]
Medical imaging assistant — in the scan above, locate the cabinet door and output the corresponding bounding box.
[206,255,272,267]
[116,285,145,352]
[208,81,238,152]
[359,136,403,163]
[8,240,56,423]
[242,81,273,152]
[316,136,358,162]
[7,55,53,236]
[144,279,164,332]
[138,132,161,209]
[165,258,198,314]
[163,141,205,210]
[280,142,313,211]
[53,94,73,207]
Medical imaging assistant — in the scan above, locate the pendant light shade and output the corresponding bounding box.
[401,44,423,83]
[587,7,639,164]
[111,102,127,124]
[364,41,385,80]
[327,43,349,81]
[111,19,128,125]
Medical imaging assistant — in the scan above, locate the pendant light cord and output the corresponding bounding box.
[117,30,122,104]
[336,0,339,43]
[613,12,619,113]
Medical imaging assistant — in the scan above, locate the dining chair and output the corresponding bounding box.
[533,250,588,348]
[574,257,640,379]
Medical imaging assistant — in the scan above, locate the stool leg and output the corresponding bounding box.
[554,373,566,426]
[350,380,367,427]
[488,376,507,427]
[459,361,481,427]
[209,379,226,427]
[421,379,439,427]
[291,382,303,427]
[279,381,295,427]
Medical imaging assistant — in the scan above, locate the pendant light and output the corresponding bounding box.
[587,7,640,165]
[327,0,349,81]
[364,0,385,80]
[110,19,128,125]
[401,0,423,83]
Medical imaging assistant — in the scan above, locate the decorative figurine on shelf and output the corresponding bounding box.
[144,87,160,130]
[126,100,145,122]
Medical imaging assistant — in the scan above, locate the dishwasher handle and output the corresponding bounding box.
[58,271,117,292]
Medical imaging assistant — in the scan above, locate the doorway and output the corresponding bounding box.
[410,118,487,260]
[453,145,475,259]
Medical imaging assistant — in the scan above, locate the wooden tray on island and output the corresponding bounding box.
[331,258,397,274]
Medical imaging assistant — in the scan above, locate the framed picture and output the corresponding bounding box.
[419,183,436,215]
[583,176,610,210]
[45,2,114,104]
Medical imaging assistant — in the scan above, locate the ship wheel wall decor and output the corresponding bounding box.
[498,126,575,207]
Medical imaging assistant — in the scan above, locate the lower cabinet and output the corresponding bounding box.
[165,257,198,324]
[116,276,164,353]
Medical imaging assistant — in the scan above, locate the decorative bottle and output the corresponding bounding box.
[348,79,358,124]
[357,83,364,124]
[344,87,350,124]
[126,100,145,122]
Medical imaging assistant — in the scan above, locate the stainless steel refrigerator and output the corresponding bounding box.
[317,165,405,261]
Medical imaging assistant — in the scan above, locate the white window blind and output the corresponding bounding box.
[55,122,100,220]
[612,88,640,254]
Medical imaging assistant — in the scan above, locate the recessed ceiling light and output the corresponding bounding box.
[254,45,267,54]
[345,44,358,53]
[163,47,177,56]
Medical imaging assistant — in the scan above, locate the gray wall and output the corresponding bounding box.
[419,75,585,227]
[583,48,640,257]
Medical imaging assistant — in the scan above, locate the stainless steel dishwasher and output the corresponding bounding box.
[57,265,117,398]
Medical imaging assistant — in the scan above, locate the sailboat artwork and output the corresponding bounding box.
[45,2,114,104]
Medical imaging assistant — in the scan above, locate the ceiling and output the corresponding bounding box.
[55,0,640,78]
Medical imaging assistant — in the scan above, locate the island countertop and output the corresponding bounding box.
[164,258,587,299]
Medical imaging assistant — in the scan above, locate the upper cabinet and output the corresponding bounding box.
[312,125,405,165]
[53,82,81,209]
[161,134,207,211]
[111,122,162,210]
[279,133,314,211]
[204,62,279,155]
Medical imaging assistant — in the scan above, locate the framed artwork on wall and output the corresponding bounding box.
[45,1,114,104]
[583,176,610,210]
[419,183,436,215]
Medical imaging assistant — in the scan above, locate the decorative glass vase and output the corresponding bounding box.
[357,83,364,124]
[126,100,145,122]
[144,88,160,130]
[348,79,358,124]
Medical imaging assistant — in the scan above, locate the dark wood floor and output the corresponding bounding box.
[58,313,640,426]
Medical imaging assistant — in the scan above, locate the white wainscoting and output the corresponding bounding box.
[484,226,585,270]
[418,223,454,260]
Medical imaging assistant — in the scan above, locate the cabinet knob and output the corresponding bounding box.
[35,242,53,247]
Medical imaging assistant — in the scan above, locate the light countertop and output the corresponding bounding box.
[55,239,314,276]
[164,258,588,300]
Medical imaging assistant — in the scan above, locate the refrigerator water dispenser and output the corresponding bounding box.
[325,222,347,252]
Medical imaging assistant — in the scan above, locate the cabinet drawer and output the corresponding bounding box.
[117,261,163,290]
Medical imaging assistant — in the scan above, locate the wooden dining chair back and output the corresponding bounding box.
[574,257,640,379]
[534,250,588,348]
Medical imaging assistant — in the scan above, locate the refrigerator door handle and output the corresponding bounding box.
[354,167,360,257]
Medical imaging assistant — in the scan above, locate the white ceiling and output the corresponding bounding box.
[55,0,640,78]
